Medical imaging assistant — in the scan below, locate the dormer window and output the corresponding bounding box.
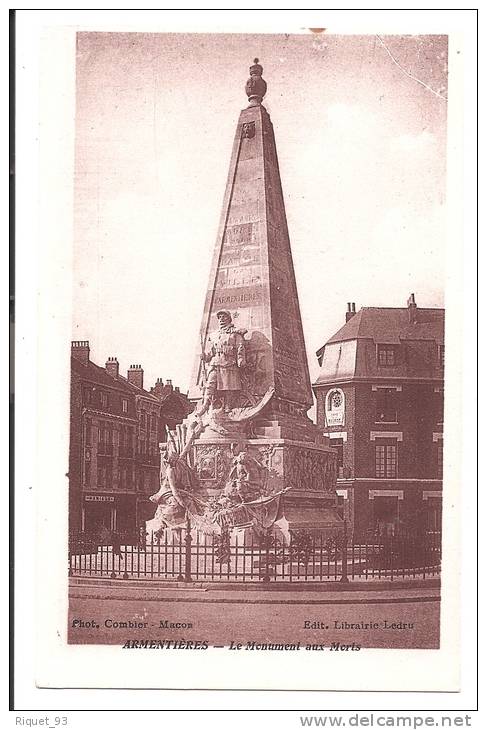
[377,345,395,367]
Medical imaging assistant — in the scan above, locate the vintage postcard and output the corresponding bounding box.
[26,15,472,694]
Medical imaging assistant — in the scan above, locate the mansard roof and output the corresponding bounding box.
[326,307,444,346]
[314,306,445,386]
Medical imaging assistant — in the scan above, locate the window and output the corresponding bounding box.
[83,387,93,405]
[437,441,443,478]
[122,398,128,413]
[151,414,157,432]
[377,345,396,367]
[84,418,92,445]
[425,500,442,531]
[373,496,399,534]
[375,443,397,478]
[96,423,114,455]
[375,388,397,423]
[97,465,107,487]
[325,388,345,427]
[83,459,91,485]
[140,412,146,430]
[121,427,133,457]
[101,391,108,409]
[122,465,133,489]
[435,389,444,424]
[329,438,344,469]
[328,390,343,410]
[438,345,445,368]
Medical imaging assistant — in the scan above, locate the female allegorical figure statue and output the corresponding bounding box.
[145,426,203,536]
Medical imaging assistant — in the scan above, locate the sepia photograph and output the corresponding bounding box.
[67,31,446,655]
[15,12,476,701]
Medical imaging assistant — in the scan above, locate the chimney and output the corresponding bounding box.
[162,379,174,396]
[407,293,417,324]
[105,356,119,378]
[153,377,165,399]
[71,340,90,366]
[345,302,356,323]
[127,364,144,390]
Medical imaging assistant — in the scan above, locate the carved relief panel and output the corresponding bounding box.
[285,446,337,494]
[195,445,228,489]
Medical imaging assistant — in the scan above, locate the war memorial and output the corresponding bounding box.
[145,60,342,545]
[68,57,441,588]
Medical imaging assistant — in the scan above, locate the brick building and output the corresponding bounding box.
[313,295,444,538]
[69,341,191,535]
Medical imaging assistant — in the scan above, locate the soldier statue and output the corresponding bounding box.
[197,310,247,415]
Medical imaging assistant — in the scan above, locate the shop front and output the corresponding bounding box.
[81,493,137,535]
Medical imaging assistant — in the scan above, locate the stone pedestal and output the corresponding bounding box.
[189,414,342,537]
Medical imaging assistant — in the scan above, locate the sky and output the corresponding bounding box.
[73,32,448,395]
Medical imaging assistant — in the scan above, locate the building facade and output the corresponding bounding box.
[313,296,444,538]
[69,341,191,535]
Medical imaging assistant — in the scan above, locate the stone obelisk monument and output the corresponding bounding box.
[186,60,341,535]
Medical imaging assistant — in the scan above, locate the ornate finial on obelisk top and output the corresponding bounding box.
[245,57,267,107]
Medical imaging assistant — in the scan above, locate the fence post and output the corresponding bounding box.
[262,529,271,583]
[340,521,349,584]
[183,516,193,583]
[122,540,129,580]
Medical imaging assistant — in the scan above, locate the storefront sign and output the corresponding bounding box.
[84,495,115,502]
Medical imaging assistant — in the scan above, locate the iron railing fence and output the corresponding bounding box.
[69,528,441,583]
